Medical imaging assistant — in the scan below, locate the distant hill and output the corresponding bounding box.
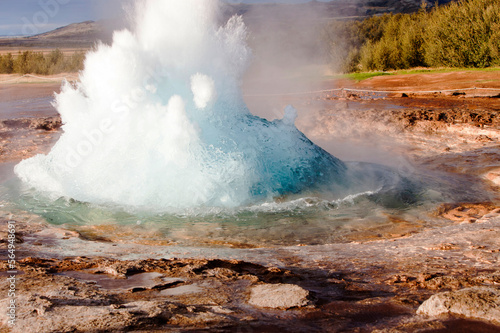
[0,20,112,48]
[34,21,104,40]
[224,0,457,21]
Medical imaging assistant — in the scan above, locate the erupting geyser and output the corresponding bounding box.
[15,0,349,210]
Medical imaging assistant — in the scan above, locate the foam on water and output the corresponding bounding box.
[14,0,352,210]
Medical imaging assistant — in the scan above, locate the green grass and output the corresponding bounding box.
[329,66,500,82]
[337,71,393,82]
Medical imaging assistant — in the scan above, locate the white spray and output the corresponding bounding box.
[15,0,347,210]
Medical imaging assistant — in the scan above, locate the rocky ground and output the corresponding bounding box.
[0,201,500,332]
[0,116,60,164]
[1,71,500,332]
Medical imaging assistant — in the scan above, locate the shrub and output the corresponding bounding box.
[325,0,500,72]
[0,53,14,74]
[0,49,85,75]
[424,0,500,68]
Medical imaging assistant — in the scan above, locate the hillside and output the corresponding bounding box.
[35,21,104,40]
[224,0,456,21]
[0,21,111,48]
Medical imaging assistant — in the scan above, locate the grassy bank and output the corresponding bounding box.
[334,66,500,82]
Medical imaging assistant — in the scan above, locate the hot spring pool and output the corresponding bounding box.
[1,159,489,248]
[3,0,493,248]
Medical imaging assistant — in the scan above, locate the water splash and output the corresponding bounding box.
[14,0,349,210]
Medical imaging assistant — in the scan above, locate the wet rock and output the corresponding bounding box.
[2,297,134,333]
[1,297,181,333]
[95,261,141,279]
[483,168,500,186]
[29,295,53,315]
[417,287,500,324]
[0,231,23,244]
[476,135,494,142]
[29,117,62,131]
[386,274,414,284]
[160,283,204,296]
[417,275,468,290]
[100,266,128,279]
[32,228,80,240]
[426,243,460,251]
[1,117,62,131]
[435,203,497,223]
[209,305,234,314]
[248,283,310,309]
[168,311,227,327]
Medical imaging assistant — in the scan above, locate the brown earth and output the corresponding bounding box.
[356,70,500,91]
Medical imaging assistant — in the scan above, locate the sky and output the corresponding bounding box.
[0,0,332,36]
[0,0,127,36]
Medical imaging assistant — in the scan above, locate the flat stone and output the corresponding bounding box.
[160,283,204,296]
[417,287,500,324]
[248,283,310,309]
[483,168,500,186]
